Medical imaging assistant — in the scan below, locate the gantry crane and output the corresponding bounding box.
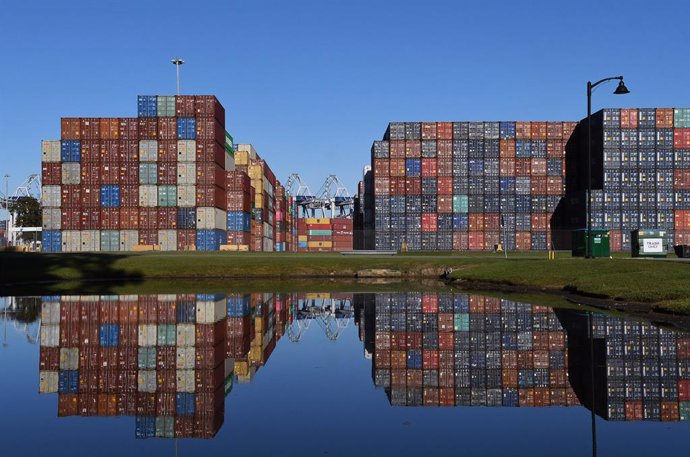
[286,296,353,342]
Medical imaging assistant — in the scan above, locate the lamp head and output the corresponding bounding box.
[614,80,630,95]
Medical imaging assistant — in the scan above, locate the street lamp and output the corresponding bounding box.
[3,174,9,248]
[586,76,630,258]
[171,58,185,95]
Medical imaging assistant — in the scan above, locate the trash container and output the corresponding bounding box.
[631,229,668,258]
[572,229,610,257]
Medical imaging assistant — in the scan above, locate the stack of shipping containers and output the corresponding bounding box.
[369,292,578,407]
[563,108,690,250]
[294,217,354,251]
[38,294,228,438]
[224,170,252,251]
[368,121,575,251]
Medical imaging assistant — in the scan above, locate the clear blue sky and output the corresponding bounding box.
[1,0,689,197]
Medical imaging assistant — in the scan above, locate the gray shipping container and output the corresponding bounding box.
[42,140,61,162]
[139,140,158,161]
[42,208,61,230]
[42,185,61,207]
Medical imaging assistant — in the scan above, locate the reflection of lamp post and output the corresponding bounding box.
[586,77,630,258]
[171,58,185,95]
[588,311,597,457]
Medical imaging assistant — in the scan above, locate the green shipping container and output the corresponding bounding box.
[100,230,120,252]
[674,108,690,128]
[680,401,690,421]
[158,186,177,207]
[156,96,176,117]
[139,163,158,185]
[308,229,332,236]
[454,313,469,332]
[453,195,469,213]
[155,416,175,438]
[572,229,610,257]
[157,324,177,346]
[138,347,156,369]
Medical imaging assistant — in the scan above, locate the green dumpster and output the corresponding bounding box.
[572,229,610,257]
[631,229,668,258]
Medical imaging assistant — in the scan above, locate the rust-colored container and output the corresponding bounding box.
[546,122,563,139]
[390,140,405,158]
[531,122,547,139]
[138,296,158,323]
[196,162,226,186]
[157,117,177,140]
[42,163,61,185]
[99,118,120,140]
[81,118,101,140]
[196,118,225,145]
[405,177,421,194]
[58,394,79,416]
[515,122,531,139]
[119,207,139,229]
[515,158,531,176]
[99,163,120,184]
[196,185,226,208]
[421,122,437,140]
[405,141,421,158]
[61,118,81,140]
[40,347,60,370]
[176,96,196,117]
[138,118,158,139]
[546,140,565,158]
[177,230,196,250]
[81,164,101,185]
[100,208,120,230]
[118,118,139,140]
[157,207,177,229]
[120,165,139,187]
[139,229,158,246]
[437,122,452,140]
[159,140,178,162]
[121,140,139,162]
[138,208,158,230]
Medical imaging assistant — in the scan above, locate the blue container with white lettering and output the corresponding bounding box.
[137,96,157,117]
[177,117,197,140]
[100,185,121,208]
[61,140,81,162]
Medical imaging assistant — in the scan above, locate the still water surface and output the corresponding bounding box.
[1,291,689,456]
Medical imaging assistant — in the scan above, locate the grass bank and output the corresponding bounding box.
[1,251,689,314]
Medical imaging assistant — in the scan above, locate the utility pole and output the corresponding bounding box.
[171,58,185,95]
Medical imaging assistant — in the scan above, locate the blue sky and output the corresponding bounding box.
[1,0,689,197]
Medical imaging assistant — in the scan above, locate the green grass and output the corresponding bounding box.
[2,250,690,315]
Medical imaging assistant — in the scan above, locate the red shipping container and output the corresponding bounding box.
[390,350,406,369]
[120,140,139,162]
[40,347,60,370]
[196,117,225,145]
[484,213,500,231]
[138,208,157,230]
[100,208,120,230]
[620,109,639,129]
[375,177,390,195]
[675,170,690,189]
[226,170,250,191]
[438,158,453,177]
[422,293,438,313]
[139,229,158,246]
[176,95,196,117]
[194,95,225,125]
[81,163,101,185]
[547,177,563,195]
[423,387,439,406]
[437,195,452,213]
[531,213,548,230]
[138,296,158,322]
[100,140,119,162]
[546,122,563,140]
[439,332,453,350]
[157,393,176,416]
[157,208,177,229]
[500,159,515,175]
[609,230,622,251]
[99,163,120,184]
[78,393,99,416]
[563,122,578,139]
[119,207,139,229]
[177,230,196,250]
[502,350,517,369]
[158,140,178,162]
[196,141,225,166]
[119,326,138,347]
[531,158,547,176]
[58,394,79,417]
[158,162,178,185]
[453,232,468,250]
[421,158,438,177]
[80,140,100,162]
[137,393,158,416]
[469,214,484,231]
[119,164,139,186]
[674,129,690,149]
[389,177,406,195]
[436,140,452,158]
[138,118,158,139]
[157,117,177,140]
[196,185,226,208]
[405,177,421,195]
[421,122,437,140]
[61,118,81,140]
[678,338,690,359]
[421,213,438,232]
[503,369,518,388]
[547,141,565,158]
[661,401,679,421]
[226,191,251,212]
[516,232,531,250]
[625,401,643,420]
[98,118,119,140]
[42,163,61,185]
[437,122,453,140]
[390,140,405,158]
[680,380,690,401]
[515,158,531,176]
[531,122,547,139]
[405,141,421,158]
[374,159,390,176]
[80,118,101,140]
[656,108,674,128]
[531,176,547,194]
[468,231,484,250]
[516,122,531,139]
[500,140,516,158]
[484,231,499,250]
[485,297,501,313]
[80,208,100,229]
[118,118,139,140]
[406,369,422,387]
[423,350,439,369]
[390,158,405,177]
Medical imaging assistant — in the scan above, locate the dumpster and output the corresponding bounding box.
[631,229,668,258]
[572,229,610,257]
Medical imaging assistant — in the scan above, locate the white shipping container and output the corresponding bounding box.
[59,348,79,370]
[236,144,257,158]
[177,163,196,185]
[138,324,158,347]
[176,370,195,393]
[41,301,61,324]
[196,299,226,324]
[157,294,177,302]
[177,140,197,162]
[264,177,274,197]
[42,140,62,163]
[139,185,158,207]
[42,208,61,230]
[41,185,61,207]
[40,324,60,347]
[62,231,80,252]
[80,230,99,251]
[158,230,177,251]
[177,185,196,207]
[176,323,196,347]
[225,153,235,172]
[196,207,226,230]
[176,347,196,369]
[264,222,273,239]
[61,163,81,185]
[263,237,274,252]
[139,140,158,161]
[39,371,59,393]
[138,370,157,393]
[120,230,139,251]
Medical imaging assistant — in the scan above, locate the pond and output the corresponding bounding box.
[1,291,689,456]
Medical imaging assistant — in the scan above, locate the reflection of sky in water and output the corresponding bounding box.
[0,292,688,457]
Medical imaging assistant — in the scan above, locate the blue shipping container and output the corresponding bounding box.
[515,140,532,158]
[452,214,468,231]
[499,121,516,139]
[100,185,121,208]
[406,350,422,369]
[176,303,196,323]
[177,117,197,140]
[298,241,308,248]
[454,294,469,313]
[227,295,251,317]
[137,95,157,118]
[58,370,79,393]
[61,140,81,162]
[99,324,120,347]
[405,159,421,177]
[42,295,61,302]
[227,211,251,232]
[42,230,62,252]
[196,293,224,301]
[196,229,224,251]
[502,389,519,406]
[176,393,196,416]
[135,416,156,439]
[177,208,197,230]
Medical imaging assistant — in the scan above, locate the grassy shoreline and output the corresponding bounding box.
[2,251,689,315]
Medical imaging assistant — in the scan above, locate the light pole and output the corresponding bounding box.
[3,174,9,248]
[586,77,629,258]
[171,58,185,95]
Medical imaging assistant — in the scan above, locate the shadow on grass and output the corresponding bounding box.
[0,252,144,295]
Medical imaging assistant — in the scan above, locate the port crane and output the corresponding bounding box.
[285,173,354,218]
[0,174,42,247]
[287,296,353,343]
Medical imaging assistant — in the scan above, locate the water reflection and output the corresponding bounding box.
[9,292,690,441]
